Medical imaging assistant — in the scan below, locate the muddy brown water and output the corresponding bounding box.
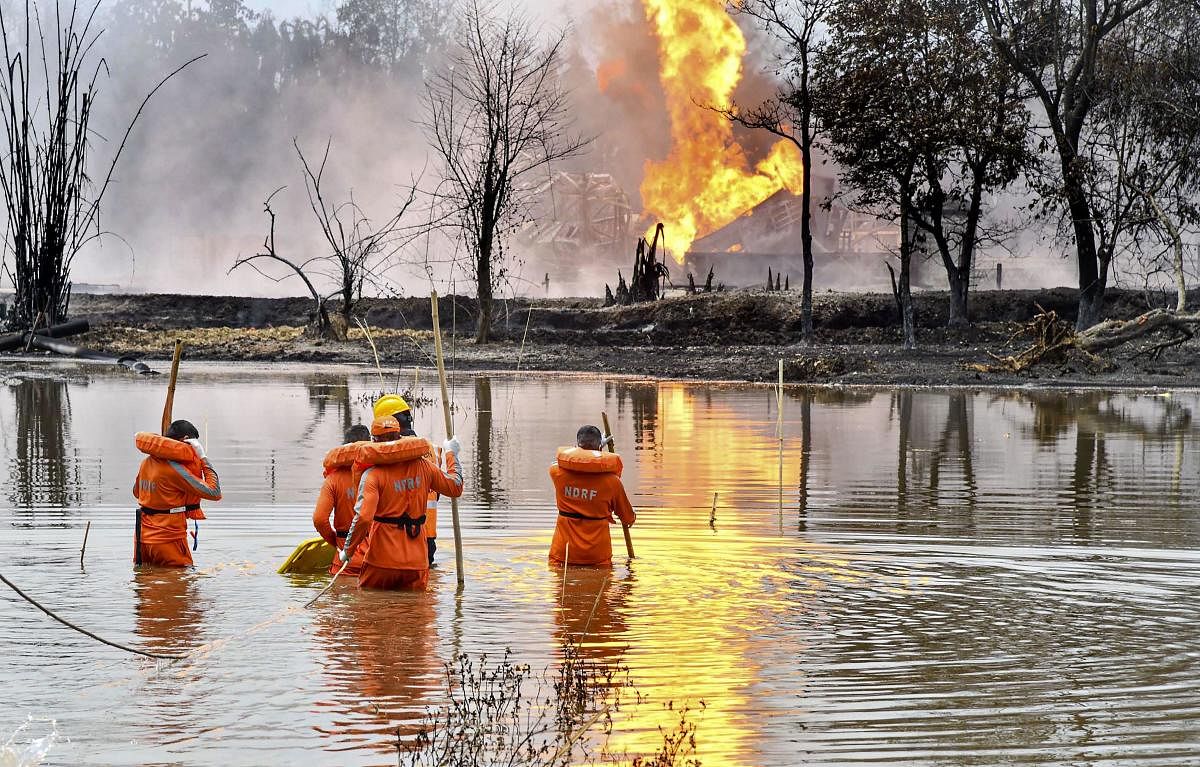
[1,363,1199,766]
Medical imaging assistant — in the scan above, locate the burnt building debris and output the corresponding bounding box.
[517,171,633,258]
[682,176,936,291]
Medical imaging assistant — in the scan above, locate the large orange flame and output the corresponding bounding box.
[639,0,804,262]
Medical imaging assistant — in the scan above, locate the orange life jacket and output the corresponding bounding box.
[134,433,209,521]
[133,432,222,549]
[314,443,368,574]
[549,447,634,566]
[343,448,463,572]
[314,444,361,543]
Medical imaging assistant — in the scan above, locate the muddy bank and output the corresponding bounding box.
[10,288,1200,387]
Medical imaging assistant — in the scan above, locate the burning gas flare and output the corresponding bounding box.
[635,0,804,262]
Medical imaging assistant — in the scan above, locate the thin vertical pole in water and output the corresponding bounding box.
[777,360,784,519]
[80,521,90,569]
[561,541,570,605]
[431,291,466,588]
[709,492,718,530]
[602,411,634,560]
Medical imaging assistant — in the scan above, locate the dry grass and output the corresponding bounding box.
[75,324,435,360]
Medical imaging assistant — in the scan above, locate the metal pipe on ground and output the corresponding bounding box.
[25,334,157,375]
[0,319,91,352]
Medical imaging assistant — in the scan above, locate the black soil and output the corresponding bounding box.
[6,288,1199,387]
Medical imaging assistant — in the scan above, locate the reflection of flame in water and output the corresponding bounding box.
[633,0,805,262]
[600,384,846,764]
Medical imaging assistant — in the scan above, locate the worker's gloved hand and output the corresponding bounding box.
[442,437,461,456]
[185,438,207,460]
[339,547,352,564]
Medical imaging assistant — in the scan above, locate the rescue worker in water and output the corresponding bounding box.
[312,424,372,576]
[374,394,442,566]
[549,425,636,566]
[132,420,222,567]
[340,416,464,591]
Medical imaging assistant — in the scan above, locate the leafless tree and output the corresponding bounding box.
[978,0,1158,330]
[720,0,833,344]
[1092,3,1200,313]
[0,0,200,330]
[295,139,417,330]
[423,0,588,343]
[230,140,416,340]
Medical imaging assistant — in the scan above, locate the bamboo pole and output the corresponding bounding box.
[431,291,466,587]
[601,411,635,559]
[777,360,784,518]
[561,541,570,605]
[161,339,183,433]
[142,339,183,567]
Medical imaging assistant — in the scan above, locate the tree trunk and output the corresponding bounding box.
[899,195,916,350]
[799,66,815,345]
[476,235,494,344]
[948,270,969,327]
[1061,147,1106,329]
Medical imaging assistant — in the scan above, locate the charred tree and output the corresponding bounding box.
[294,138,416,333]
[721,0,833,345]
[0,1,200,331]
[609,224,669,305]
[423,1,587,343]
[230,191,337,339]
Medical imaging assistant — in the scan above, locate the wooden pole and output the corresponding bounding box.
[431,291,466,587]
[80,520,90,569]
[777,360,784,517]
[142,339,183,567]
[601,411,635,559]
[161,339,183,434]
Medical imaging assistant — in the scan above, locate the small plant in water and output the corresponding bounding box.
[356,388,439,412]
[399,642,701,767]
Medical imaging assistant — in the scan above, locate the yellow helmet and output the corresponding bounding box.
[373,394,411,419]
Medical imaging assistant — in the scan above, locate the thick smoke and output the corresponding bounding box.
[70,0,460,296]
[17,0,1098,300]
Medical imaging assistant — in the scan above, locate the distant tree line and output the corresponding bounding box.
[730,0,1200,346]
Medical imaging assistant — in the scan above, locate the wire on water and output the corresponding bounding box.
[0,571,183,661]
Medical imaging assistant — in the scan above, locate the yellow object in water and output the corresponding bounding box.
[278,537,336,574]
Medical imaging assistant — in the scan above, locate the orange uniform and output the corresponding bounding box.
[313,443,366,576]
[343,438,463,591]
[549,447,635,566]
[132,433,222,567]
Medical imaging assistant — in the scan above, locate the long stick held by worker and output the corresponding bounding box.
[602,411,635,560]
[431,290,466,587]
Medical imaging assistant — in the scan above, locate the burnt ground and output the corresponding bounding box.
[7,288,1200,387]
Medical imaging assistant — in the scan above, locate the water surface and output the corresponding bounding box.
[1,363,1198,765]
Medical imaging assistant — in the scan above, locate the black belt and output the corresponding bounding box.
[558,510,607,522]
[139,504,201,515]
[334,529,349,538]
[373,514,427,538]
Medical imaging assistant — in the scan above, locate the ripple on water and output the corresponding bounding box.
[1,370,1199,765]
